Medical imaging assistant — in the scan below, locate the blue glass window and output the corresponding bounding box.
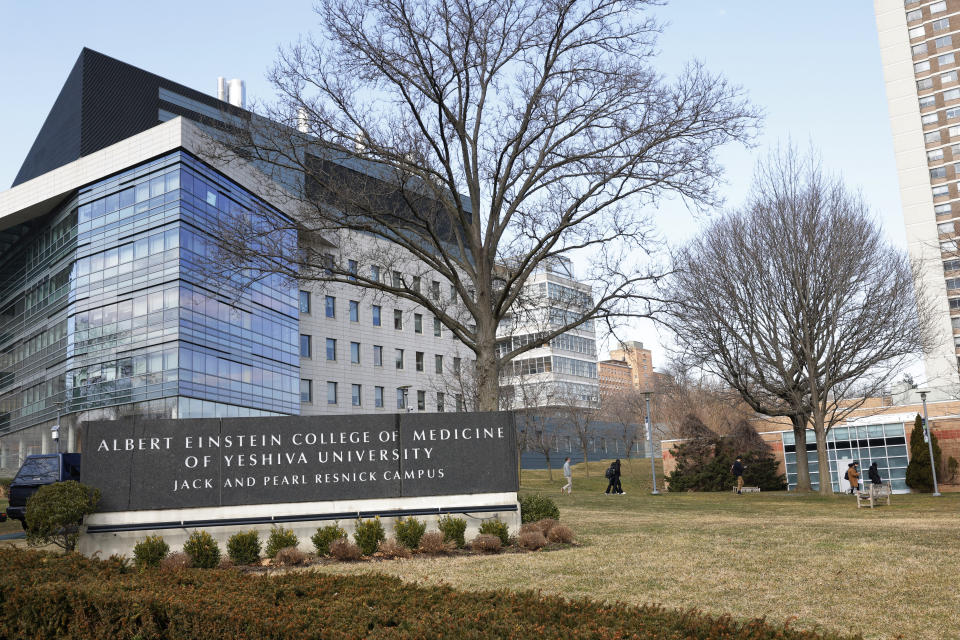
[300,335,311,358]
[373,345,383,366]
[375,386,384,408]
[350,342,360,364]
[299,291,310,314]
[349,300,359,322]
[327,381,337,404]
[325,296,335,318]
[300,379,312,403]
[372,305,381,326]
[326,338,336,361]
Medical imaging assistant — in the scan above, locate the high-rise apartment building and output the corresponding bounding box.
[876,0,960,390]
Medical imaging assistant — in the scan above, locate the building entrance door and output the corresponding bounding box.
[837,457,853,493]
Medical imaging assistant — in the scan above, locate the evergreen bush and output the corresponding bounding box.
[132,535,170,570]
[183,530,221,569]
[519,494,559,523]
[226,530,262,565]
[437,515,466,548]
[353,517,386,555]
[265,527,299,559]
[393,517,426,549]
[479,520,510,546]
[905,414,943,492]
[666,417,786,492]
[24,481,101,552]
[312,523,347,556]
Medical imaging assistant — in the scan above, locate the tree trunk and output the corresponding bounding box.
[544,452,552,481]
[813,422,832,496]
[791,415,812,493]
[474,325,500,412]
[580,441,590,478]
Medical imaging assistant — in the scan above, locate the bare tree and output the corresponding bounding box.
[651,362,753,438]
[669,146,935,494]
[601,388,645,459]
[205,0,758,411]
[552,388,597,477]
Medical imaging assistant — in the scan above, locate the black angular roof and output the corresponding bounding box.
[13,48,247,188]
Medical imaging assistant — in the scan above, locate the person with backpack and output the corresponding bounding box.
[731,456,745,494]
[847,462,860,495]
[604,459,624,495]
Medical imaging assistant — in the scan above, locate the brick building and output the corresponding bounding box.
[661,394,960,493]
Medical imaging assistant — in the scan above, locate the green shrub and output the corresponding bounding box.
[666,416,787,492]
[393,516,426,549]
[0,548,858,639]
[183,530,221,569]
[519,494,559,523]
[479,519,510,546]
[312,523,347,556]
[906,414,944,492]
[353,517,386,555]
[437,515,466,548]
[265,526,299,559]
[132,535,169,569]
[24,480,101,552]
[226,530,262,565]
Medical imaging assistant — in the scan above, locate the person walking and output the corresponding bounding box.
[868,461,882,486]
[847,462,860,495]
[561,457,573,494]
[604,459,624,495]
[731,456,745,494]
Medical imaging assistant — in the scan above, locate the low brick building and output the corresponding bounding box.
[661,395,960,493]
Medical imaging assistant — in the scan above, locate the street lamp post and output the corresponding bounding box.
[918,390,941,497]
[643,392,660,495]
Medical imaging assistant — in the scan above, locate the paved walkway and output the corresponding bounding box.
[0,532,24,540]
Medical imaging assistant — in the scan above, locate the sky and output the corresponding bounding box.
[0,1,905,372]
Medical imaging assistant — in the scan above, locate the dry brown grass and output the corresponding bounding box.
[310,459,960,640]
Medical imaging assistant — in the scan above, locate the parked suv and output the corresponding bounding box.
[5,454,81,528]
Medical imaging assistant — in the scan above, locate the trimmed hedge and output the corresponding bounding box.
[0,549,857,640]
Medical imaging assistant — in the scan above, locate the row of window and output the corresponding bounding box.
[495,331,598,358]
[310,262,460,303]
[503,355,598,379]
[300,379,464,411]
[907,1,947,23]
[299,291,447,336]
[912,33,952,57]
[915,50,956,74]
[299,334,458,373]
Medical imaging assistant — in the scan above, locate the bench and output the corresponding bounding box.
[856,482,892,509]
[732,486,760,493]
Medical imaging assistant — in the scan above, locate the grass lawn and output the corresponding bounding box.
[313,458,960,640]
[0,499,22,536]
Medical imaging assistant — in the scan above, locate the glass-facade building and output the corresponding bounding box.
[782,423,910,493]
[0,150,299,472]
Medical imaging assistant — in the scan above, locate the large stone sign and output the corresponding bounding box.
[81,412,518,512]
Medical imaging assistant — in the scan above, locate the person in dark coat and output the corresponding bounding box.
[604,459,624,495]
[869,462,882,486]
[732,456,745,494]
